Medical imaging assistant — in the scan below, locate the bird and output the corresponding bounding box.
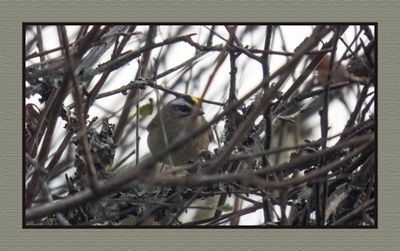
[146,95,212,166]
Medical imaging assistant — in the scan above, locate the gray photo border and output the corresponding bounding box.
[1,1,398,250]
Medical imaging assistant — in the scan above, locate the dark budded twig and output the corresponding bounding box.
[213,27,239,220]
[59,26,98,189]
[261,25,274,224]
[316,25,342,226]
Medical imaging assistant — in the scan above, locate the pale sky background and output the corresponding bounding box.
[25,25,374,225]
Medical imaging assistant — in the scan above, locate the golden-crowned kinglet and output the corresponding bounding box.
[147,95,212,166]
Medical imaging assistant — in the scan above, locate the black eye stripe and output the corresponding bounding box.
[173,104,192,114]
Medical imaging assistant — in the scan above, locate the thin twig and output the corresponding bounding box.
[59,26,98,190]
[332,199,375,226]
[261,25,274,224]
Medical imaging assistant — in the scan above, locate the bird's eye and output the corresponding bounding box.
[177,105,191,114]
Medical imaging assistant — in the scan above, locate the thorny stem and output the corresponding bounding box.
[59,26,98,190]
[261,25,274,224]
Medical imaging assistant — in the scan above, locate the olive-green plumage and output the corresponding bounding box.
[147,96,212,166]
